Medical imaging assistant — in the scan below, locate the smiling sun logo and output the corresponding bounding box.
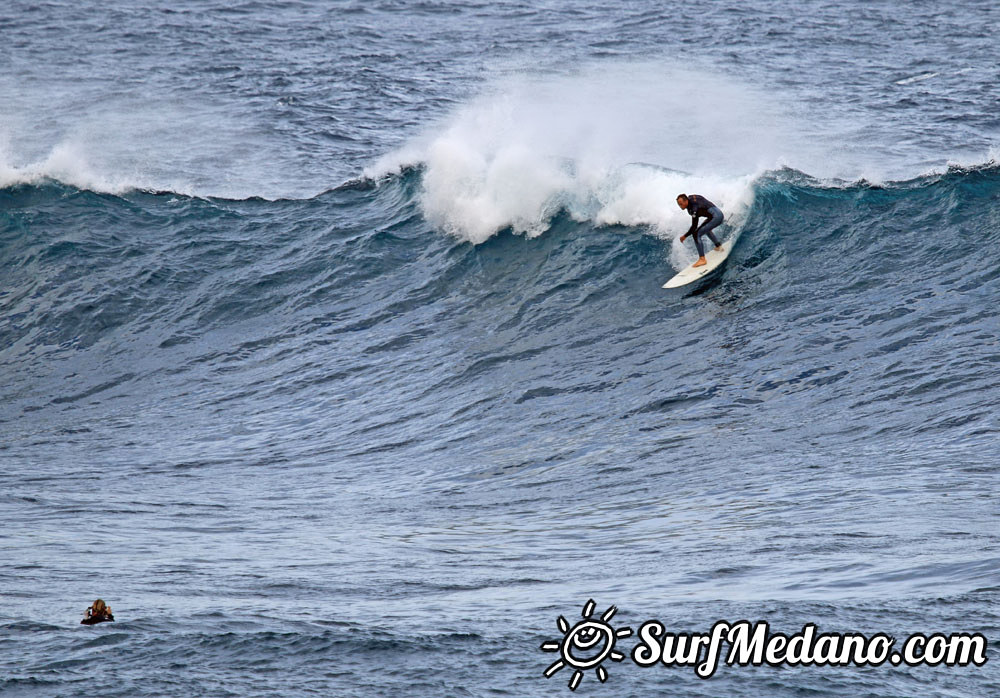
[540,599,633,691]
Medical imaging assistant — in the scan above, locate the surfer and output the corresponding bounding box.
[677,194,724,267]
[80,599,114,625]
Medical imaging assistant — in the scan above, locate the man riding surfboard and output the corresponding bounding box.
[677,193,724,267]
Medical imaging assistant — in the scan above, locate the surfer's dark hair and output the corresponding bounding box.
[676,193,687,200]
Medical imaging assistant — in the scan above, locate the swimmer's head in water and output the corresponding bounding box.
[91,599,107,615]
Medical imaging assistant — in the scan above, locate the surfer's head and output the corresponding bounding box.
[90,599,107,615]
[676,194,689,209]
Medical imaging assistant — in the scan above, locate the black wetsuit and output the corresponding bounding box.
[684,195,725,256]
[81,612,114,625]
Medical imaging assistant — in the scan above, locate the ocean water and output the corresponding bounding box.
[2,1,999,695]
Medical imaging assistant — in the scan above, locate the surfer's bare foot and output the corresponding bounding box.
[693,256,707,267]
[714,245,724,252]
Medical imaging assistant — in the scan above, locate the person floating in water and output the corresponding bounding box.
[676,193,725,267]
[81,599,114,625]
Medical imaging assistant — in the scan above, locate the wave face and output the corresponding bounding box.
[4,165,1000,693]
[4,1,1000,696]
[4,166,999,451]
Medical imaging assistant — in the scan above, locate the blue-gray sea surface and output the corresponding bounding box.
[2,1,999,695]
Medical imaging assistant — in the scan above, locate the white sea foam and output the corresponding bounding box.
[0,89,295,199]
[945,145,1000,171]
[0,140,143,194]
[368,61,790,245]
[894,72,939,86]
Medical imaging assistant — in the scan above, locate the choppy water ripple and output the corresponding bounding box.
[3,0,1000,695]
[4,162,999,695]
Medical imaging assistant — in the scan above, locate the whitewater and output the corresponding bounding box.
[2,1,998,696]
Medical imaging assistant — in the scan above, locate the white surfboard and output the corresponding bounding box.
[662,239,734,289]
